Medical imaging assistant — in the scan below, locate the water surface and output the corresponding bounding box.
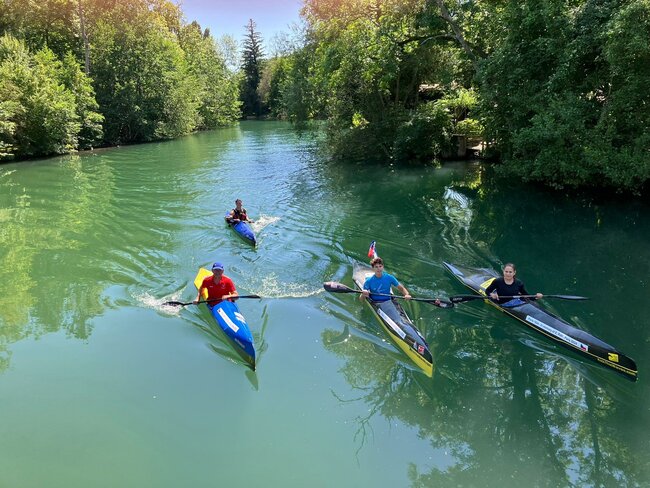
[0,121,648,487]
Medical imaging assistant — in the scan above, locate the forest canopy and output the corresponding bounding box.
[256,0,650,193]
[0,0,240,157]
[2,0,649,193]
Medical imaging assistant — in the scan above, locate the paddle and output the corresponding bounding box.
[164,295,262,306]
[449,294,588,304]
[323,281,454,309]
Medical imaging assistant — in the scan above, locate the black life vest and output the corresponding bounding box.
[232,207,248,220]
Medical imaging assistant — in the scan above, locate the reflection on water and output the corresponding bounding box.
[0,122,648,487]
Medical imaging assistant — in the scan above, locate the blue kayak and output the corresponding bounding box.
[194,268,256,369]
[225,211,256,246]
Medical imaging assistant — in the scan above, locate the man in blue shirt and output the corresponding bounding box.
[360,257,411,325]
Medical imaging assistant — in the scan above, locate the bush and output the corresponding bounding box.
[392,102,453,164]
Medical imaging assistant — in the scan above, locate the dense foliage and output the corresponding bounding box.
[258,0,649,193]
[2,0,649,192]
[0,0,240,158]
[480,0,650,192]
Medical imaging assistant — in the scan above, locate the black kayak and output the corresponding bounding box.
[443,262,638,381]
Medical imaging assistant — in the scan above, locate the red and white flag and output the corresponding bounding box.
[367,241,377,259]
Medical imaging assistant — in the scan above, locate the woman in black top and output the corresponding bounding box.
[485,263,543,307]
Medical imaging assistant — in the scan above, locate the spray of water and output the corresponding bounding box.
[251,214,280,232]
[249,272,322,299]
[135,291,184,315]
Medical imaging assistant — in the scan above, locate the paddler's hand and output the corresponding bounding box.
[490,291,498,300]
[404,293,412,300]
[361,290,370,298]
[536,293,543,299]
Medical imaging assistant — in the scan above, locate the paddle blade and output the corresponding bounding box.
[449,295,485,304]
[548,294,589,301]
[163,301,189,306]
[323,281,356,293]
[435,299,455,309]
[413,297,454,308]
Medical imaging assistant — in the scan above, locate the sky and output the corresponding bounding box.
[178,0,303,47]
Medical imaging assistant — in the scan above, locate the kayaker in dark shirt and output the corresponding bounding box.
[485,263,543,307]
[226,199,254,224]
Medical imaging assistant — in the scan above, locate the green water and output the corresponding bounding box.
[0,121,648,487]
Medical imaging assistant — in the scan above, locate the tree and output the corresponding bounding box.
[479,0,650,192]
[240,19,265,117]
[0,35,99,158]
[90,9,201,143]
[179,21,241,128]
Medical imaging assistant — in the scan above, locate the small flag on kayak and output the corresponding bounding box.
[367,241,376,258]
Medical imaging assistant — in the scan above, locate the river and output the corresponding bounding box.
[0,121,648,487]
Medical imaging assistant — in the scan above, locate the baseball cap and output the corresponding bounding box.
[211,262,224,271]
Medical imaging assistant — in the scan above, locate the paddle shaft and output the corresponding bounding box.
[323,281,452,307]
[450,294,587,303]
[165,295,261,306]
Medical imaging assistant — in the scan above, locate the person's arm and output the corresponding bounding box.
[396,283,412,300]
[518,281,543,300]
[194,283,204,303]
[242,209,253,223]
[360,282,370,300]
[486,279,499,300]
[225,210,235,223]
[223,279,238,301]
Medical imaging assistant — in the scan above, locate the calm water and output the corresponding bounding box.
[0,121,648,487]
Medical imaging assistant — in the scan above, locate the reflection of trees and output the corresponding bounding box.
[311,154,649,485]
[0,156,111,355]
[321,315,643,487]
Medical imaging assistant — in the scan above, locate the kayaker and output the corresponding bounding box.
[226,199,254,224]
[194,262,238,305]
[486,263,543,307]
[360,257,418,324]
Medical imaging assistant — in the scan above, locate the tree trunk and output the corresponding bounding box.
[431,0,479,71]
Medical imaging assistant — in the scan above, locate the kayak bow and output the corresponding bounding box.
[443,262,637,381]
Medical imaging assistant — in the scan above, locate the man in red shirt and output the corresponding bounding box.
[194,262,238,306]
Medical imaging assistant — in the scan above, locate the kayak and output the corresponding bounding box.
[225,211,256,246]
[353,263,434,377]
[194,268,256,369]
[443,262,637,381]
